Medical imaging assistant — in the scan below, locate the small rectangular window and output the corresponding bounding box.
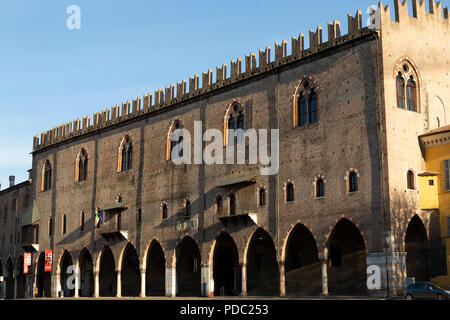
[429,180,434,186]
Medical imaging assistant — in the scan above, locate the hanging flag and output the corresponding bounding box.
[94,208,102,228]
[24,253,32,274]
[45,250,52,272]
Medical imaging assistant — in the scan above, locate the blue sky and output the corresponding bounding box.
[0,0,447,187]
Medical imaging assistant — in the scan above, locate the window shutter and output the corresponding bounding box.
[445,160,450,191]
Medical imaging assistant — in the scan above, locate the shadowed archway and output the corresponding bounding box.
[145,240,166,296]
[36,252,51,297]
[284,224,321,296]
[79,248,94,297]
[405,215,430,282]
[120,243,141,297]
[246,228,279,296]
[327,219,367,296]
[213,232,241,296]
[99,246,117,297]
[16,255,26,298]
[60,250,75,297]
[176,237,201,297]
[5,258,14,299]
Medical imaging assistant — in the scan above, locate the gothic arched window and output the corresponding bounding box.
[75,148,88,182]
[166,120,184,160]
[42,160,52,192]
[294,78,319,127]
[225,102,246,146]
[118,136,133,171]
[394,59,420,112]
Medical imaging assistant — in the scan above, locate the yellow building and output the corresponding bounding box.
[419,125,450,285]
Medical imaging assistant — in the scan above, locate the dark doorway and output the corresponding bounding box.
[327,219,367,295]
[5,258,14,299]
[99,246,117,297]
[36,252,51,297]
[176,237,201,297]
[405,215,430,282]
[146,240,166,296]
[285,224,321,296]
[60,250,75,297]
[79,248,94,297]
[213,232,241,296]
[246,228,279,296]
[16,256,26,298]
[121,243,141,297]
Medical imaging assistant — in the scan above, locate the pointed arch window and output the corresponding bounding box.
[396,74,405,109]
[225,102,246,146]
[406,77,417,112]
[75,148,88,182]
[348,171,358,193]
[316,178,325,198]
[80,210,85,232]
[407,170,415,190]
[118,136,133,172]
[286,182,294,203]
[161,203,168,220]
[259,187,266,207]
[167,120,184,160]
[394,59,420,112]
[294,78,319,127]
[42,160,52,192]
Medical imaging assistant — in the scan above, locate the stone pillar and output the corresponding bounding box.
[279,261,286,297]
[74,266,79,298]
[165,265,176,297]
[13,276,17,299]
[94,271,100,298]
[54,273,60,298]
[320,249,329,296]
[241,263,247,296]
[116,272,122,297]
[140,270,146,297]
[201,265,210,297]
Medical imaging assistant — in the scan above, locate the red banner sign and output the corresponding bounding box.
[24,253,32,274]
[45,250,53,272]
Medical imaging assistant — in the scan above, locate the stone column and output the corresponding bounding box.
[13,276,17,299]
[94,271,100,298]
[241,263,247,296]
[74,266,79,298]
[116,272,122,297]
[54,273,60,298]
[279,261,286,297]
[320,249,329,296]
[165,265,176,297]
[201,265,210,297]
[140,270,146,297]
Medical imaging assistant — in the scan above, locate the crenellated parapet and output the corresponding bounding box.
[32,1,448,152]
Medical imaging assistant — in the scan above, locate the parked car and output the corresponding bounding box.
[404,282,450,300]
